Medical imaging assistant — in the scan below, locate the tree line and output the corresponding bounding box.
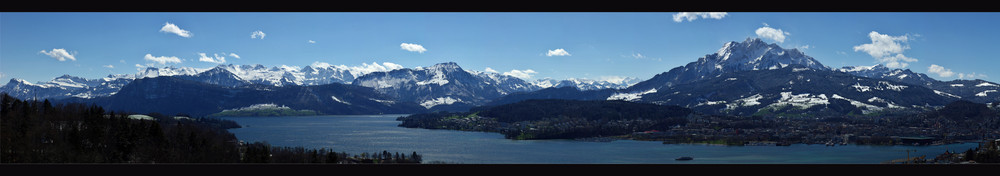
[1,93,420,164]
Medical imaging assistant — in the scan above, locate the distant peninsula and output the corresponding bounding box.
[397,99,692,140]
[208,103,320,117]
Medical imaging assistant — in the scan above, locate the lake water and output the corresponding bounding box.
[222,115,981,164]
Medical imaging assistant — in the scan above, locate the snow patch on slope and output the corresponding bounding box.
[934,90,962,99]
[831,94,883,113]
[767,92,829,109]
[725,94,763,110]
[420,97,462,109]
[977,90,998,97]
[607,89,657,101]
[852,83,871,92]
[976,82,999,87]
[331,96,351,105]
[416,73,449,86]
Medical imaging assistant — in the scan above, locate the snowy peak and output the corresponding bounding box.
[709,38,824,71]
[717,38,776,56]
[352,62,539,106]
[839,64,889,74]
[429,62,460,68]
[5,78,42,88]
[532,77,639,90]
[627,38,827,92]
[839,64,937,86]
[425,62,463,72]
[136,66,203,78]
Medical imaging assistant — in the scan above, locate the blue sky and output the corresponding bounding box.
[2,12,998,83]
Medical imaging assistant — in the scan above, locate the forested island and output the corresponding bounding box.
[0,93,420,164]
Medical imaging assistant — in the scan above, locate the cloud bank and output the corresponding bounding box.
[672,12,728,22]
[144,54,182,64]
[503,69,538,79]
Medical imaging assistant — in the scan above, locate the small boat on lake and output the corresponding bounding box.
[675,156,693,161]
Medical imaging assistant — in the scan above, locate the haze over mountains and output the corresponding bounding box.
[3,38,998,117]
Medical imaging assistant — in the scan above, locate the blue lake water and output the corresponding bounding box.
[221,115,980,164]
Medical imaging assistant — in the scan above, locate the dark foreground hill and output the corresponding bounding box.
[0,93,421,163]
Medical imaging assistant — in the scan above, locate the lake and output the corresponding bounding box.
[221,115,981,164]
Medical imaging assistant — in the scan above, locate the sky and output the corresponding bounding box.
[2,12,999,84]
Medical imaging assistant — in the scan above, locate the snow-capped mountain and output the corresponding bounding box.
[0,75,132,100]
[628,38,829,92]
[635,65,954,116]
[532,77,639,91]
[171,64,367,87]
[838,64,937,87]
[487,38,989,117]
[0,62,399,100]
[352,62,539,109]
[134,66,204,79]
[838,64,1000,103]
[66,76,425,117]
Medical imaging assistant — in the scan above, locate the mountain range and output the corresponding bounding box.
[1,62,632,103]
[3,38,998,117]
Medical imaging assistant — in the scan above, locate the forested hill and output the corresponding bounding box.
[471,99,692,123]
[398,99,693,140]
[0,93,421,163]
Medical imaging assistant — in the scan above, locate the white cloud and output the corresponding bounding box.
[352,62,404,75]
[930,64,991,79]
[0,72,5,79]
[853,31,917,68]
[878,54,918,68]
[928,64,955,77]
[143,54,182,64]
[755,26,790,43]
[854,31,909,58]
[958,73,987,79]
[400,43,427,53]
[624,52,661,61]
[797,45,811,50]
[546,48,571,57]
[251,30,266,39]
[307,61,406,75]
[228,53,241,59]
[135,63,154,68]
[310,61,334,68]
[103,65,114,68]
[836,51,848,55]
[160,22,192,38]
[119,60,126,64]
[197,53,226,64]
[631,53,645,59]
[672,12,728,22]
[484,67,498,73]
[503,69,538,80]
[39,48,77,61]
[382,62,404,70]
[596,76,631,84]
[308,40,316,44]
